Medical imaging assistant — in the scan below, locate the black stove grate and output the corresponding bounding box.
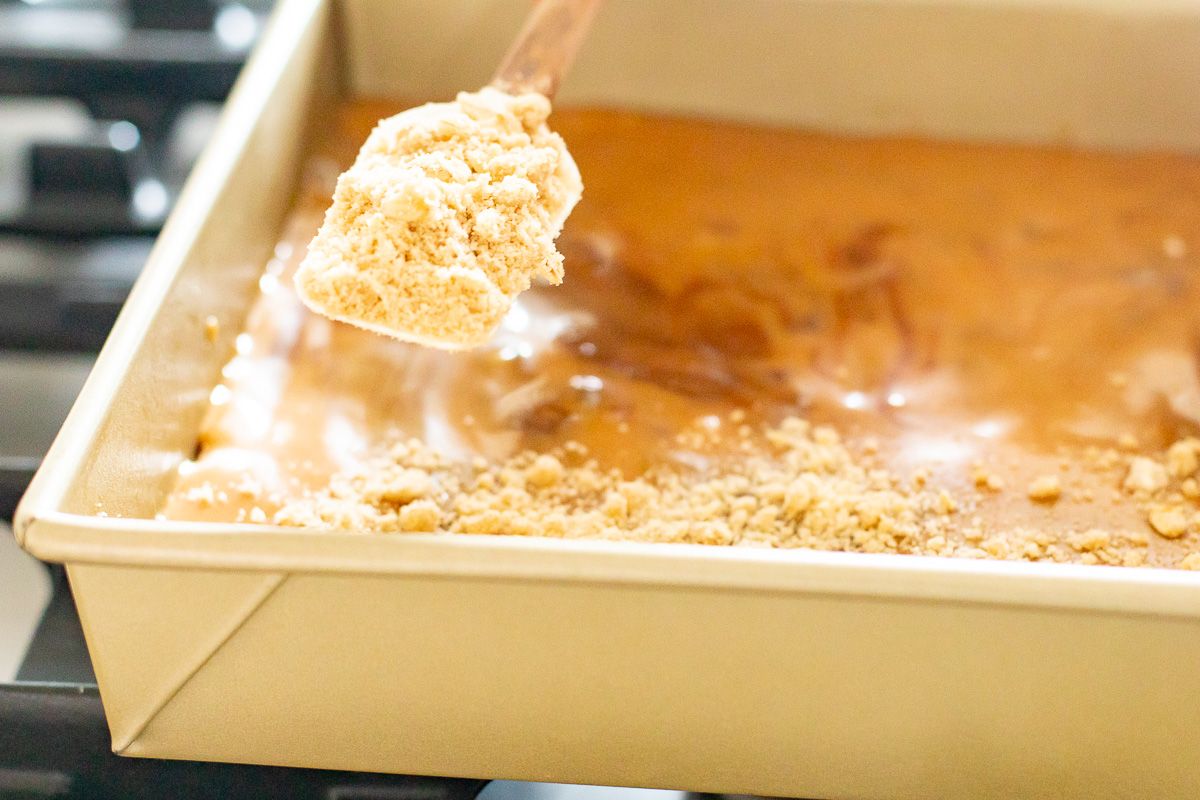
[0,684,487,800]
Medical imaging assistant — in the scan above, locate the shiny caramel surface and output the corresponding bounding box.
[164,101,1200,565]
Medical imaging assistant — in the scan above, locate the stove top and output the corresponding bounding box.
[0,2,774,797]
[0,0,267,353]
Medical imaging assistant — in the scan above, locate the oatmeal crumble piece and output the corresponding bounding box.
[296,88,582,349]
[1027,475,1062,503]
[1147,505,1189,540]
[972,468,1005,492]
[525,454,565,487]
[1068,529,1111,553]
[1123,457,1169,495]
[1166,438,1200,479]
[397,500,441,532]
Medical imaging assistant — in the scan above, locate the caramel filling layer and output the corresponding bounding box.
[163,102,1200,568]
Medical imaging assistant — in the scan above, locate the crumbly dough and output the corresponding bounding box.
[295,88,582,349]
[275,417,961,549]
[267,416,1200,568]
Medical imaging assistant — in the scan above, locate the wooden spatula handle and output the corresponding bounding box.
[490,0,603,99]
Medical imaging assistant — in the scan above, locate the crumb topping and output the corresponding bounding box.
[262,414,1200,568]
[274,417,965,551]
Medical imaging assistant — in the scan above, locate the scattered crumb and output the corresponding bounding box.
[525,454,565,487]
[1068,528,1110,553]
[1148,505,1189,539]
[364,468,430,505]
[972,467,1005,492]
[1094,448,1122,470]
[263,415,1200,570]
[1027,474,1062,503]
[1122,550,1147,568]
[1123,457,1169,495]
[397,500,441,532]
[1166,438,1200,479]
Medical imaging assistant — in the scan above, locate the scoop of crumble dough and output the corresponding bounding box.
[295,88,582,349]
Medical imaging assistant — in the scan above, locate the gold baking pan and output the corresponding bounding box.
[14,1,1200,797]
